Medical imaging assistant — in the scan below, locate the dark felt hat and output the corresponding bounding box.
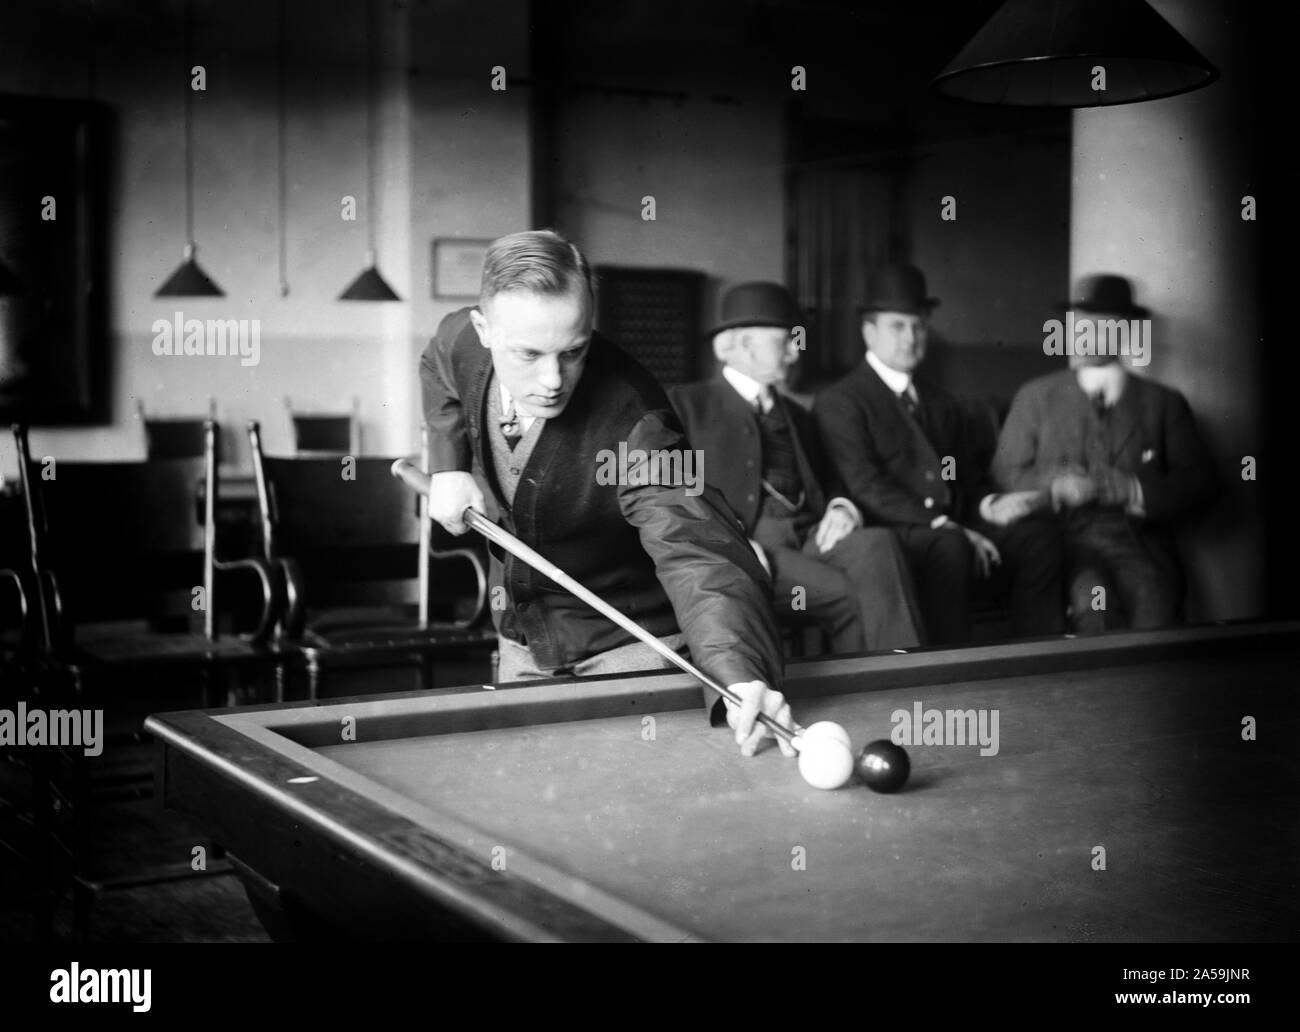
[710,281,803,336]
[859,263,940,317]
[1059,273,1149,317]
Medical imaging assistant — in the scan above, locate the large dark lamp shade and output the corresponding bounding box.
[933,0,1218,107]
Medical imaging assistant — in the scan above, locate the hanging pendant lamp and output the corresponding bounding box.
[157,0,224,297]
[339,0,400,301]
[932,0,1218,107]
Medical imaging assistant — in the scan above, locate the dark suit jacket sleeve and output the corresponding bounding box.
[666,384,691,440]
[1138,390,1219,522]
[991,385,1048,493]
[789,401,846,505]
[944,397,996,521]
[618,409,784,724]
[815,388,935,526]
[419,309,474,474]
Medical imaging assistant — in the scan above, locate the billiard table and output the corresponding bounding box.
[144,621,1300,942]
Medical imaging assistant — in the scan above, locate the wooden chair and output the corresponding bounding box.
[9,421,280,937]
[284,395,360,456]
[1,481,53,938]
[249,420,494,699]
[15,422,277,666]
[1,484,34,656]
[0,566,29,650]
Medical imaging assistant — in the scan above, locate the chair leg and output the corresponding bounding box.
[31,734,56,941]
[72,878,94,941]
[71,751,93,938]
[69,670,93,941]
[307,657,320,702]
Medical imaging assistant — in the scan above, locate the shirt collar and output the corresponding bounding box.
[498,379,538,432]
[1075,363,1128,406]
[865,350,914,399]
[721,365,774,411]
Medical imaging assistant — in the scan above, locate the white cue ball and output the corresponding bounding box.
[797,737,856,790]
[800,721,853,751]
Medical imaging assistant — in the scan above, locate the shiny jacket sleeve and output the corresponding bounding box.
[617,409,784,723]
[419,309,474,474]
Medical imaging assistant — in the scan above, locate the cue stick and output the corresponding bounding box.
[390,459,803,748]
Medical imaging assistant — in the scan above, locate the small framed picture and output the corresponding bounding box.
[432,238,490,299]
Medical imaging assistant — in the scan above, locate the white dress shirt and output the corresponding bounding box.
[865,349,917,403]
[499,382,539,435]
[1076,362,1128,408]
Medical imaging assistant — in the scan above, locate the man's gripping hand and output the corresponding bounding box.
[426,471,486,535]
[942,521,1001,579]
[813,505,857,554]
[1094,466,1140,509]
[982,490,1047,527]
[1049,470,1098,511]
[724,682,797,758]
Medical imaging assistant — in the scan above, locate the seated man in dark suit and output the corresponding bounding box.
[815,263,1065,645]
[671,282,923,654]
[992,274,1219,631]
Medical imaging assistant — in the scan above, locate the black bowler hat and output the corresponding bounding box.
[1059,274,1149,317]
[709,281,802,336]
[859,263,940,317]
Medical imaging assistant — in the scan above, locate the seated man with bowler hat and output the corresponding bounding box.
[992,274,1219,632]
[815,263,1066,645]
[671,282,924,654]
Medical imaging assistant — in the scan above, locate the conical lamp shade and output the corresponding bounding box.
[156,245,224,297]
[339,257,401,301]
[933,0,1218,107]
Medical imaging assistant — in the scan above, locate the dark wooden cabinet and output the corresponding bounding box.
[0,95,109,425]
[593,266,704,387]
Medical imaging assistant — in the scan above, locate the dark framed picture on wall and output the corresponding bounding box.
[0,94,109,425]
[431,237,490,299]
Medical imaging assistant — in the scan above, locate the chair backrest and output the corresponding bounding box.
[143,419,210,461]
[248,421,420,609]
[138,398,218,460]
[1,486,33,652]
[285,396,360,456]
[12,422,219,647]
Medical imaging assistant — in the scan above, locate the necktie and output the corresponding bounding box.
[500,400,522,449]
[754,387,773,415]
[900,388,933,443]
[1091,392,1109,419]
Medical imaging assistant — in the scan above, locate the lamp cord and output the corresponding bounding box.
[278,0,289,294]
[184,0,195,248]
[365,0,377,259]
[85,0,96,101]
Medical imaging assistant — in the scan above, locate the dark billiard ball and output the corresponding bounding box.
[856,740,910,793]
